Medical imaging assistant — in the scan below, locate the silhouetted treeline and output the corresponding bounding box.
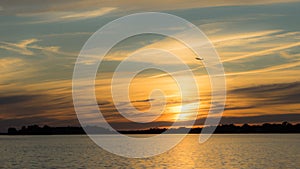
[120,122,300,134]
[6,122,300,135]
[6,125,114,135]
[203,121,300,134]
[7,125,86,135]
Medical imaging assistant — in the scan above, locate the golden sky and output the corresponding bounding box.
[0,0,300,131]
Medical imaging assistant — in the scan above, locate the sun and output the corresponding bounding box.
[169,103,199,121]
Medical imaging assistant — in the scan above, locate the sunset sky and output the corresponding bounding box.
[1,0,300,132]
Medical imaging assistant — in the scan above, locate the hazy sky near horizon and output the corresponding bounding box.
[1,0,300,132]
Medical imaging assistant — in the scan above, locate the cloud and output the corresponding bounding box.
[141,29,299,79]
[17,7,117,23]
[60,7,116,20]
[231,81,300,97]
[211,30,281,44]
[1,78,299,132]
[0,80,77,132]
[228,81,300,112]
[2,0,300,16]
[131,29,298,66]
[0,38,76,57]
[0,94,42,105]
[0,92,73,117]
[15,39,38,48]
[223,42,300,63]
[40,32,92,38]
[1,0,299,25]
[225,59,300,76]
[0,57,37,85]
[102,29,283,66]
[0,77,74,117]
[224,105,256,111]
[0,39,38,55]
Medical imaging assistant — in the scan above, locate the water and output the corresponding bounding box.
[1,134,299,169]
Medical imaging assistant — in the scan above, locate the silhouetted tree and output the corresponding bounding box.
[7,128,17,135]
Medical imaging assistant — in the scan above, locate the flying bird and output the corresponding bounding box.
[195,57,203,60]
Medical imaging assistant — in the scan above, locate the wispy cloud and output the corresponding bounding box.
[0,39,39,55]
[0,58,25,78]
[141,29,300,79]
[0,77,76,131]
[229,81,300,107]
[223,42,300,63]
[211,30,281,44]
[60,7,115,20]
[2,0,300,17]
[103,29,282,63]
[0,38,76,57]
[40,32,92,38]
[17,7,116,23]
[226,58,300,76]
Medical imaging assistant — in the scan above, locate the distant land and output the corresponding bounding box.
[3,122,300,135]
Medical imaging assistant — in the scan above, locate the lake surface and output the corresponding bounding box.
[1,134,299,169]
